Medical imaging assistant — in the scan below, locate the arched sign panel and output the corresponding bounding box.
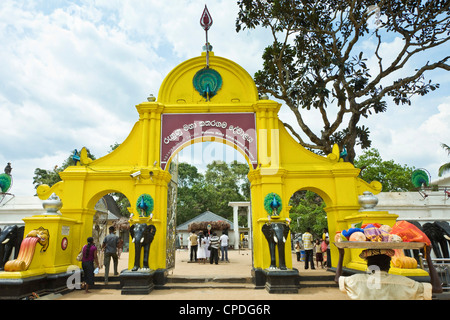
[160,112,257,170]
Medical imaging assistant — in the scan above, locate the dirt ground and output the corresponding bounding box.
[56,249,349,301]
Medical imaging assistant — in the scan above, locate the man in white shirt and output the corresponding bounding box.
[338,248,436,300]
[219,232,229,262]
[323,228,331,268]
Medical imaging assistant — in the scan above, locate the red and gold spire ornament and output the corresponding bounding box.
[200,5,213,67]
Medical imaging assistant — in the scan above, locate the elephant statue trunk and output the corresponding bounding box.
[0,225,25,270]
[130,223,156,272]
[262,222,290,270]
[4,227,50,272]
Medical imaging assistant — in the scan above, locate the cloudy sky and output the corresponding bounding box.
[1,1,449,197]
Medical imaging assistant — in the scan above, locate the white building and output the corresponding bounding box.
[375,174,450,224]
[376,191,450,224]
[176,210,236,248]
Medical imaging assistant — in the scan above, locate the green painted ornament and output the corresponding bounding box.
[411,169,430,188]
[264,192,282,216]
[136,194,154,218]
[193,68,222,101]
[0,174,12,193]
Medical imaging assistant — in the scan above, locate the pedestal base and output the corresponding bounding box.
[251,268,266,288]
[120,269,155,295]
[263,269,299,294]
[0,271,73,300]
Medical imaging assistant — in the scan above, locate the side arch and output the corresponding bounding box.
[289,186,334,209]
[86,189,132,211]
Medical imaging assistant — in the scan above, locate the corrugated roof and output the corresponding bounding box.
[102,194,122,218]
[177,210,234,230]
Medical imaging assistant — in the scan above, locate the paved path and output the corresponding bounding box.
[56,249,349,300]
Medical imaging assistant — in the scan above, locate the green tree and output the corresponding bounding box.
[32,145,132,217]
[177,161,250,225]
[205,160,250,201]
[32,148,96,191]
[289,190,327,237]
[236,0,450,162]
[177,163,208,224]
[178,162,204,188]
[354,148,415,191]
[438,143,450,177]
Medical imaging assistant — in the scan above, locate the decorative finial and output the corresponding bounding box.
[260,93,269,100]
[42,193,63,214]
[200,5,213,68]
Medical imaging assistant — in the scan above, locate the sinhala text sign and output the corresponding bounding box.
[160,113,257,170]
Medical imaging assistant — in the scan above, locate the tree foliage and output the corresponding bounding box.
[177,161,250,225]
[236,0,450,162]
[438,143,450,177]
[289,190,327,237]
[32,148,96,191]
[32,145,131,217]
[288,149,417,237]
[354,148,416,191]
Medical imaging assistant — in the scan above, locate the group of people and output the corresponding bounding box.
[80,226,123,293]
[78,225,437,300]
[188,230,229,265]
[295,228,331,270]
[295,227,437,300]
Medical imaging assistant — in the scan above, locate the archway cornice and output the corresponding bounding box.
[253,99,282,114]
[136,101,165,118]
[155,103,256,114]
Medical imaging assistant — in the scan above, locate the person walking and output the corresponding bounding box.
[205,234,211,260]
[117,237,124,259]
[314,239,324,269]
[302,228,315,270]
[102,226,119,284]
[197,232,207,264]
[81,237,99,294]
[295,241,301,261]
[209,232,220,265]
[188,231,198,262]
[219,231,229,262]
[323,228,331,268]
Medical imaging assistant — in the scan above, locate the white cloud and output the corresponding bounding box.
[364,95,450,180]
[1,0,449,197]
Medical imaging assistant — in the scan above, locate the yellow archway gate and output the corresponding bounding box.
[6,51,426,296]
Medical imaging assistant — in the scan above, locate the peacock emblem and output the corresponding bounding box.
[0,163,13,194]
[136,194,154,218]
[264,192,282,216]
[411,169,430,188]
[193,68,222,101]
